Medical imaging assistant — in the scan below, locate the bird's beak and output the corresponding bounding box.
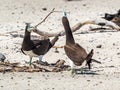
[63,11,67,17]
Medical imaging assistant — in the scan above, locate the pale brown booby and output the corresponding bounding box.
[62,12,100,74]
[21,23,60,65]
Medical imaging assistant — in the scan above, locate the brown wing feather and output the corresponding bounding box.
[64,43,87,66]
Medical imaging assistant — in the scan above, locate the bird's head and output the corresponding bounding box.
[63,11,67,17]
[25,23,34,32]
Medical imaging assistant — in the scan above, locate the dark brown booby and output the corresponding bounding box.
[102,9,120,21]
[21,23,60,65]
[62,12,100,74]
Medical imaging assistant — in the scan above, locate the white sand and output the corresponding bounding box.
[0,0,120,90]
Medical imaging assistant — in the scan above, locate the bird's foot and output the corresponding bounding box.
[71,68,76,77]
[25,61,32,66]
[38,61,49,66]
[80,68,84,74]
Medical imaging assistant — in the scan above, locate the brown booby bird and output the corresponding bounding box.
[102,9,120,21]
[111,16,120,27]
[62,12,100,74]
[21,23,60,65]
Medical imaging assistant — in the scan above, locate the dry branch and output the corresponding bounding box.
[33,21,97,37]
[34,8,55,28]
[33,19,120,37]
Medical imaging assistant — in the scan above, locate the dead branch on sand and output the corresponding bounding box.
[0,60,70,73]
[34,8,55,28]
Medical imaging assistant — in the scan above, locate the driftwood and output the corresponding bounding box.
[33,19,120,37]
[34,8,55,28]
[33,21,99,37]
[0,60,70,73]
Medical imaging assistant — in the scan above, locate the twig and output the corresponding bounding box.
[34,8,55,28]
[89,27,113,31]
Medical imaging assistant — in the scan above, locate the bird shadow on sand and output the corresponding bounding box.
[75,69,100,75]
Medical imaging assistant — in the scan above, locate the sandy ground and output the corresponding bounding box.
[0,0,120,90]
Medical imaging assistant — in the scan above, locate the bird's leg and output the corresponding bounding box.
[69,60,76,75]
[29,57,32,66]
[38,55,43,64]
[38,55,48,66]
[71,68,75,75]
[80,67,84,74]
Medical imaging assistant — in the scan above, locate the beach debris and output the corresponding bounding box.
[54,48,59,53]
[0,53,6,62]
[0,59,70,73]
[42,8,47,11]
[96,45,102,48]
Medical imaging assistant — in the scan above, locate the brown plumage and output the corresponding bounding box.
[111,16,120,27]
[62,15,97,74]
[21,23,60,65]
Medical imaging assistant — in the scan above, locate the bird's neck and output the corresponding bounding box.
[65,27,75,45]
[24,26,31,40]
[63,17,75,45]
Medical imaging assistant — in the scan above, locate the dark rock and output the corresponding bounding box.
[83,4,86,6]
[0,53,6,62]
[11,77,13,79]
[87,80,90,82]
[42,8,47,11]
[96,45,102,48]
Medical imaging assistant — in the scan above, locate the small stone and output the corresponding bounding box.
[109,65,115,68]
[27,77,32,79]
[12,12,15,14]
[21,12,23,14]
[113,43,115,46]
[55,48,59,53]
[96,45,102,48]
[0,53,6,62]
[52,88,55,90]
[87,80,90,82]
[11,77,13,79]
[42,8,47,11]
[117,52,120,55]
[28,84,30,86]
[83,4,86,6]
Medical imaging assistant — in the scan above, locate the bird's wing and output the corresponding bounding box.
[64,43,87,65]
[32,39,52,55]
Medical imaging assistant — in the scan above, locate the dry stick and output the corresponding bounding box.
[1,8,56,36]
[34,8,55,28]
[90,27,113,31]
